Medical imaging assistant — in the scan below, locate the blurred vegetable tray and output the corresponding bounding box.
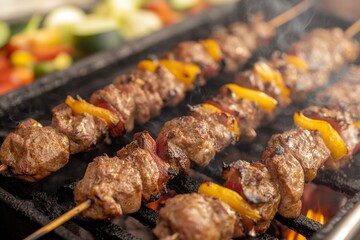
[0,0,241,117]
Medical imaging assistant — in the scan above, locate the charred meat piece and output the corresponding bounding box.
[116,140,160,202]
[157,114,230,167]
[212,32,251,72]
[262,152,304,218]
[262,128,330,182]
[90,84,134,136]
[52,104,108,154]
[156,65,186,107]
[223,160,280,234]
[315,67,360,120]
[208,93,266,141]
[228,14,275,55]
[153,193,244,240]
[190,104,236,145]
[270,53,327,102]
[113,69,164,119]
[0,119,69,182]
[301,106,360,168]
[74,155,142,219]
[133,131,174,194]
[165,41,220,77]
[289,28,359,72]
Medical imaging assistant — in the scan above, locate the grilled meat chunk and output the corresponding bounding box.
[156,65,186,107]
[212,32,251,72]
[165,41,220,77]
[228,14,275,52]
[52,104,108,154]
[223,160,280,234]
[157,113,230,167]
[90,84,135,135]
[315,67,360,120]
[0,119,69,182]
[208,93,266,141]
[117,141,160,201]
[74,155,142,219]
[133,131,174,194]
[289,28,359,72]
[262,128,330,182]
[301,106,360,168]
[270,53,327,102]
[113,69,164,119]
[262,152,304,218]
[153,193,244,240]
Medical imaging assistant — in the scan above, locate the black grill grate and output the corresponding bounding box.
[0,1,360,239]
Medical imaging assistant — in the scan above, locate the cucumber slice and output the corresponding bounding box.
[73,17,122,54]
[169,0,198,11]
[0,20,10,48]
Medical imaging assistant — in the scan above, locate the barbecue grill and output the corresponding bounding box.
[0,0,359,239]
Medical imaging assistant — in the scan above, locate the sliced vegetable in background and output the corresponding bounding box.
[73,16,122,54]
[0,20,10,48]
[119,10,162,40]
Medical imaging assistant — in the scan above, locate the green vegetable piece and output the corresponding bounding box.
[0,20,10,48]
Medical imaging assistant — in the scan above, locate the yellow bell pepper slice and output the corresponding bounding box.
[294,112,348,161]
[285,54,308,72]
[220,83,278,113]
[198,181,260,221]
[354,122,360,128]
[200,103,240,140]
[65,96,118,127]
[159,59,201,90]
[10,50,35,68]
[138,59,201,90]
[138,59,158,72]
[254,62,290,103]
[200,39,222,62]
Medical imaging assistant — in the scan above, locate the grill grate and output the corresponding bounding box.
[0,1,360,239]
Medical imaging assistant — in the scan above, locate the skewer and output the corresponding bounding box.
[268,0,315,28]
[345,19,360,39]
[23,200,91,240]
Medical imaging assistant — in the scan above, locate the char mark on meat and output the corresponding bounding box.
[222,160,280,234]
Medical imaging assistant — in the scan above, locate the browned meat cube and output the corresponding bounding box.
[0,119,69,181]
[223,160,280,234]
[263,152,304,218]
[74,155,142,219]
[153,193,244,240]
[262,128,330,182]
[52,104,108,154]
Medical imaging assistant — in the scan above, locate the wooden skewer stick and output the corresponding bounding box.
[0,164,8,172]
[23,200,92,240]
[345,19,360,39]
[268,0,315,28]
